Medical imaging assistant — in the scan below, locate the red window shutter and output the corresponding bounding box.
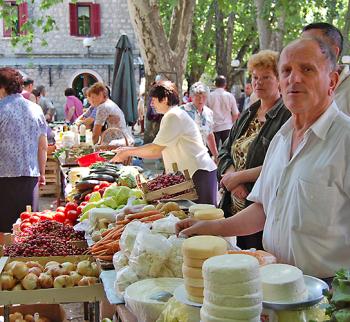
[18,2,28,35]
[69,3,78,36]
[90,3,101,37]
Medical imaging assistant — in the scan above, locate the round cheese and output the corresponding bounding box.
[182,265,203,279]
[189,204,215,214]
[260,264,308,303]
[203,254,260,283]
[185,285,204,297]
[184,276,204,288]
[193,208,224,220]
[204,290,262,307]
[183,256,206,268]
[187,294,204,304]
[204,278,261,296]
[200,307,261,322]
[203,300,262,320]
[182,236,227,259]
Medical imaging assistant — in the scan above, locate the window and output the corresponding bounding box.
[3,1,28,37]
[69,2,101,37]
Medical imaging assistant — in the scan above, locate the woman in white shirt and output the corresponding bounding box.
[111,80,217,205]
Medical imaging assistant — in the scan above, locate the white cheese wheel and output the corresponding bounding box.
[204,290,262,307]
[200,307,261,322]
[184,276,204,287]
[204,278,261,296]
[183,256,206,268]
[193,208,224,220]
[182,236,227,259]
[260,264,308,302]
[182,264,203,279]
[185,285,204,297]
[187,293,204,304]
[203,254,260,283]
[203,300,262,320]
[189,204,215,214]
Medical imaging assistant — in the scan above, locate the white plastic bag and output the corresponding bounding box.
[151,214,180,235]
[119,221,148,257]
[113,251,129,272]
[166,235,185,278]
[129,229,172,278]
[114,265,139,297]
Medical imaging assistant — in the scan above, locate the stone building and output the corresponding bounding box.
[0,0,140,119]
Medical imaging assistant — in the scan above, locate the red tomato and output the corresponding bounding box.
[66,210,78,221]
[20,221,32,231]
[80,201,88,207]
[65,202,77,211]
[93,185,101,192]
[76,206,83,216]
[84,193,91,201]
[39,213,53,221]
[99,181,110,189]
[98,187,106,197]
[29,215,40,224]
[53,212,65,223]
[20,212,32,221]
[56,206,65,212]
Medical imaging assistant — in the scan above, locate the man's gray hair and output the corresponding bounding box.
[190,82,209,97]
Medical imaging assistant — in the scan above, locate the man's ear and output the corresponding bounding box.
[329,70,339,96]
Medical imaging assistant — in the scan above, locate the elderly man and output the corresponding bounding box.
[302,22,350,115]
[176,37,350,279]
[180,82,218,161]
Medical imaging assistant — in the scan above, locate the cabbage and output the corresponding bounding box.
[114,186,132,205]
[82,202,98,214]
[129,188,143,199]
[103,185,123,199]
[89,191,101,202]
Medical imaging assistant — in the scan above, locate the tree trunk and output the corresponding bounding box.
[270,6,286,52]
[214,0,226,75]
[254,0,271,50]
[342,0,350,55]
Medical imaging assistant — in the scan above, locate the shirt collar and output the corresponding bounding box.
[248,97,283,119]
[337,64,350,86]
[279,101,339,140]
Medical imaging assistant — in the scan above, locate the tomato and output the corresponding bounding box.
[53,212,66,223]
[99,181,111,189]
[66,210,78,221]
[20,221,32,231]
[20,212,32,221]
[93,185,100,192]
[80,201,88,207]
[76,206,83,216]
[65,202,77,211]
[84,193,91,201]
[64,219,75,226]
[29,215,40,224]
[56,206,66,213]
[39,213,53,221]
[98,187,106,197]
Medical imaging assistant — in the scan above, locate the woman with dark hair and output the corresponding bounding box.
[111,80,217,205]
[64,87,83,124]
[0,67,47,232]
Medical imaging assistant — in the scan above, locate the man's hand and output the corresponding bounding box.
[111,147,132,163]
[39,174,46,187]
[231,184,248,199]
[220,171,243,192]
[176,218,219,237]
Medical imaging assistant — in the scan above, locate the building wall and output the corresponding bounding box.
[0,0,139,120]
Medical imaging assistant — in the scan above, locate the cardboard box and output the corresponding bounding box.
[0,304,67,322]
[0,256,105,305]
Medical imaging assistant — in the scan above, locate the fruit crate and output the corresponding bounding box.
[140,163,198,202]
[39,155,60,197]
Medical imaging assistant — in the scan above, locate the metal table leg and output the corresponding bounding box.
[89,302,94,322]
[84,302,89,320]
[94,301,100,322]
[4,305,10,322]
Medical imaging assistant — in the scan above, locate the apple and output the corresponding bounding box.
[21,273,38,290]
[53,275,74,288]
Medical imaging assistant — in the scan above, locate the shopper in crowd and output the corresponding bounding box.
[64,88,83,124]
[75,94,96,130]
[82,86,90,110]
[302,22,350,115]
[21,77,36,103]
[182,91,190,104]
[37,85,55,122]
[177,37,350,280]
[180,82,218,161]
[242,81,253,111]
[0,67,47,232]
[87,82,131,145]
[207,75,240,148]
[217,50,291,249]
[111,80,218,205]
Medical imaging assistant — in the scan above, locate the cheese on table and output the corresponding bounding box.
[183,257,206,268]
[182,265,203,278]
[200,254,262,322]
[260,264,308,302]
[187,294,204,303]
[185,285,204,297]
[182,236,227,259]
[193,208,224,220]
[189,204,216,214]
[184,276,204,287]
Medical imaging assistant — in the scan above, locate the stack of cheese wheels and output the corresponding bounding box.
[201,254,262,322]
[182,236,227,303]
[188,204,215,216]
[192,207,225,221]
[260,264,308,303]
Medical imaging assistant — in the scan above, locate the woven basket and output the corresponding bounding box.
[95,128,132,165]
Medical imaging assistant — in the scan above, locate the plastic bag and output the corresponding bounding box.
[113,251,129,272]
[156,297,200,322]
[166,235,185,278]
[119,221,148,257]
[129,229,172,278]
[152,214,180,235]
[114,265,139,298]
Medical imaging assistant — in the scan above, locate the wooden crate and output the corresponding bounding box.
[39,155,60,197]
[141,163,198,202]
